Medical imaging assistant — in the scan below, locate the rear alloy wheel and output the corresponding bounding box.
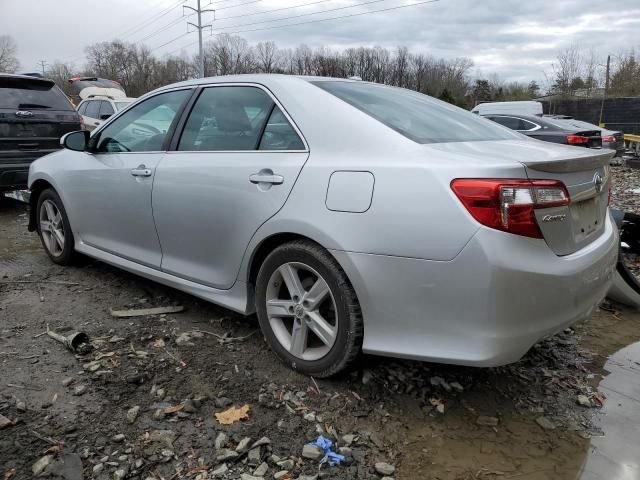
[255,240,363,377]
[37,188,76,265]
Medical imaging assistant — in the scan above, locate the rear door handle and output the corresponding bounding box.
[131,165,152,177]
[249,172,284,185]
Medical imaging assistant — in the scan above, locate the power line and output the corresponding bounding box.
[213,0,385,31]
[148,0,265,53]
[165,0,439,56]
[135,12,197,44]
[214,0,330,22]
[118,0,187,38]
[221,0,440,36]
[59,0,187,62]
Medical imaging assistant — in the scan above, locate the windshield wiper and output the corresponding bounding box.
[17,103,51,109]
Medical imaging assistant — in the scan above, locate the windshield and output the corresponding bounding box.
[115,101,132,111]
[312,81,519,144]
[0,77,74,110]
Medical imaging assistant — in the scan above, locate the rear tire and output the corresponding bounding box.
[36,188,76,265]
[255,240,363,377]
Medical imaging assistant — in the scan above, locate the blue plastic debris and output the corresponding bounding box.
[307,435,345,466]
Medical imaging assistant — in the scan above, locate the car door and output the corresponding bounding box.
[62,88,192,268]
[152,84,309,289]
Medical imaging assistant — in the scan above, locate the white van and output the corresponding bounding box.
[471,101,543,116]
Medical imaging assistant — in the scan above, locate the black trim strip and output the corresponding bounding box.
[254,102,276,150]
[164,87,200,151]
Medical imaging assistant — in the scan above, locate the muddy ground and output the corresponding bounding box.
[2,164,640,480]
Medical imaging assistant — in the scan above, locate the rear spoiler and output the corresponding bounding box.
[523,149,614,173]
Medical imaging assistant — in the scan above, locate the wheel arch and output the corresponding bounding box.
[28,179,55,232]
[245,231,363,321]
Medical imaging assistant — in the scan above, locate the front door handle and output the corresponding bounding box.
[249,172,284,185]
[131,165,152,177]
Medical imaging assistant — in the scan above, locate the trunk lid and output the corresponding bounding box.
[522,146,613,256]
[574,129,602,148]
[430,139,614,257]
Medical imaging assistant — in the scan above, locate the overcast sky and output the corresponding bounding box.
[1,0,639,85]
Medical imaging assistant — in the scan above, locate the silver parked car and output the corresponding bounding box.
[27,75,618,377]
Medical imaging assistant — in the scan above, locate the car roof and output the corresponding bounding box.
[154,74,358,92]
[80,96,136,102]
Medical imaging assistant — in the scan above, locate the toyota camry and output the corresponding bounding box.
[27,75,618,377]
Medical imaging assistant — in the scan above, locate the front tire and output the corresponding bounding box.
[255,240,363,377]
[36,188,76,265]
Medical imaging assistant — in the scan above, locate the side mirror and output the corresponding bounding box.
[61,130,89,152]
[100,113,112,120]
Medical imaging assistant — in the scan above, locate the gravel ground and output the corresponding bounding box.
[2,168,640,480]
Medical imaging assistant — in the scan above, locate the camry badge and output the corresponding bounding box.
[542,214,566,223]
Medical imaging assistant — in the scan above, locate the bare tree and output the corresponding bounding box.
[551,45,583,96]
[256,41,279,73]
[46,61,76,95]
[0,35,20,73]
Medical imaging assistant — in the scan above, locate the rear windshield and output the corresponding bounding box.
[0,77,74,111]
[312,81,518,144]
[115,101,132,111]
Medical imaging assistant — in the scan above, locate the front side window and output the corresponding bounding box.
[178,86,304,151]
[94,89,190,153]
[313,81,518,144]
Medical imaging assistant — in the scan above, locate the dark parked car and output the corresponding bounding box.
[548,118,624,155]
[483,114,602,148]
[0,74,81,192]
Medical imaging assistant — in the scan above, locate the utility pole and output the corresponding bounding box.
[184,0,214,78]
[598,54,610,126]
[38,60,48,76]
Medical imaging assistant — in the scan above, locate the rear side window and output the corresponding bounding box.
[0,76,74,111]
[84,101,100,119]
[179,86,274,151]
[489,117,537,130]
[99,101,114,117]
[78,102,88,115]
[259,107,304,150]
[312,81,518,144]
[178,86,305,152]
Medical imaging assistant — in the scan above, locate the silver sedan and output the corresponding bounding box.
[28,75,618,377]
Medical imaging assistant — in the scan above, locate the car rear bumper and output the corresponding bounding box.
[0,150,58,190]
[331,212,618,367]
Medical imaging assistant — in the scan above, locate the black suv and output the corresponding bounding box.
[0,74,81,192]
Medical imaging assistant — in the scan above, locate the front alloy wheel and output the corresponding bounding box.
[39,199,66,256]
[36,188,76,265]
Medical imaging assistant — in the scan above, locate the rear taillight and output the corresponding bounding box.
[602,135,615,143]
[566,134,589,145]
[451,179,570,239]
